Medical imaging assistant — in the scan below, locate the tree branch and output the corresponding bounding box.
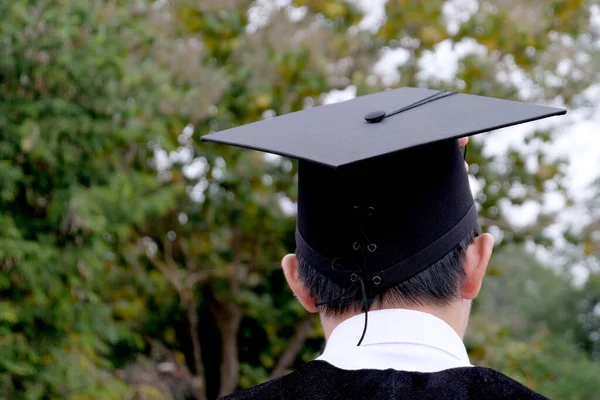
[144,243,207,400]
[179,239,198,271]
[229,229,242,293]
[211,298,243,397]
[147,255,185,299]
[186,295,207,400]
[271,313,315,379]
[186,269,230,287]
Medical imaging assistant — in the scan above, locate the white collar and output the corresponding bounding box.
[316,309,471,372]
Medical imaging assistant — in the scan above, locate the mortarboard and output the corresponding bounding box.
[201,87,565,333]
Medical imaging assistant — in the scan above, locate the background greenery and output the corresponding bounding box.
[1,0,599,399]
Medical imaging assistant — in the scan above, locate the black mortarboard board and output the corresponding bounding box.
[201,87,566,296]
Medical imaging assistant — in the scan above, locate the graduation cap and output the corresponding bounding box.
[201,87,565,329]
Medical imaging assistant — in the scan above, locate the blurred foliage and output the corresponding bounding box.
[470,246,600,399]
[468,315,600,400]
[1,0,600,399]
[0,1,182,398]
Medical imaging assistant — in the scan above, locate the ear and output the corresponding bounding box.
[461,233,494,300]
[281,254,318,313]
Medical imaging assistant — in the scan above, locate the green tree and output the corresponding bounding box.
[467,314,600,399]
[0,1,189,398]
[2,1,600,399]
[470,244,600,397]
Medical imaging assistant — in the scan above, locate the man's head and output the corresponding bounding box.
[281,229,494,338]
[281,136,494,338]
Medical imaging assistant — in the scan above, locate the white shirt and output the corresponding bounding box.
[316,309,472,372]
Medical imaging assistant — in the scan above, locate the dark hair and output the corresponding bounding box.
[297,230,480,316]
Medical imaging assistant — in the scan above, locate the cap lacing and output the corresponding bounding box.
[315,206,381,346]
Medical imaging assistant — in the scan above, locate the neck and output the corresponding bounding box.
[320,300,471,341]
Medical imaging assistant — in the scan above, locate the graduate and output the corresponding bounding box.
[202,88,566,399]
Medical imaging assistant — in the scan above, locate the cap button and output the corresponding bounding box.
[364,110,386,123]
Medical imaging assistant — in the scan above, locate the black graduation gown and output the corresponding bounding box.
[220,360,549,400]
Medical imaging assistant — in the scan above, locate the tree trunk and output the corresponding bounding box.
[271,314,315,378]
[186,294,207,400]
[211,299,243,397]
[147,251,208,400]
